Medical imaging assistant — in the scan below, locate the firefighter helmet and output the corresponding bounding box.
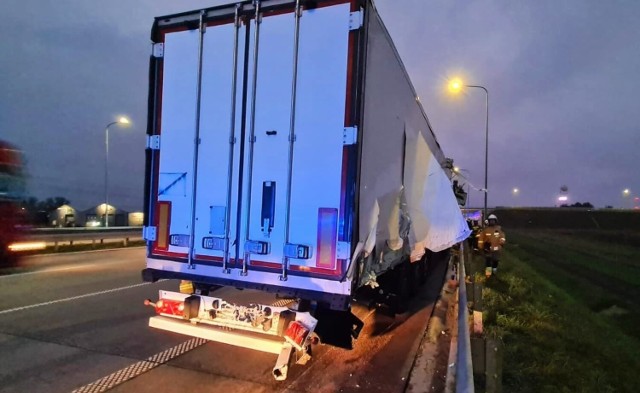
[487,214,498,224]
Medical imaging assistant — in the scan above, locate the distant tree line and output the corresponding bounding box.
[20,196,70,225]
[560,202,594,208]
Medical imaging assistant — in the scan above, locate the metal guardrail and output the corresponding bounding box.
[456,242,474,393]
[23,227,143,248]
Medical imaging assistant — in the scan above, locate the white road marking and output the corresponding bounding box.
[0,260,132,279]
[71,338,208,393]
[0,281,167,315]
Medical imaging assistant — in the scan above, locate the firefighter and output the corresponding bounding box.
[477,214,506,277]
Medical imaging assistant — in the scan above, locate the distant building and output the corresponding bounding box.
[78,204,128,227]
[128,212,144,226]
[49,204,77,227]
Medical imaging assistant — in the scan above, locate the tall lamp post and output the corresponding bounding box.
[448,78,489,222]
[103,117,130,227]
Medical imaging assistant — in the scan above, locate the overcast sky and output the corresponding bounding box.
[2,0,639,211]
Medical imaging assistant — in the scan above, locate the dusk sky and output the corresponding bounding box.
[2,0,639,212]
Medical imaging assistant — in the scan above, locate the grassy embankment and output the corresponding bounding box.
[474,229,640,392]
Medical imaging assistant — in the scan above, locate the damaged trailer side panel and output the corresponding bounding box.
[143,0,470,310]
[355,3,471,288]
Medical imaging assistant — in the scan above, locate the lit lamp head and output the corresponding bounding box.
[448,78,464,94]
[117,116,130,126]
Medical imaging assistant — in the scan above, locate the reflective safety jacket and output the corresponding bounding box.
[477,224,506,253]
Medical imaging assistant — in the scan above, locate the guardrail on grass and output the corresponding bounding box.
[456,241,475,393]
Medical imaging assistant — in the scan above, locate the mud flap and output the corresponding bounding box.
[313,307,363,349]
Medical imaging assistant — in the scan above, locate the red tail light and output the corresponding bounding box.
[284,321,310,350]
[154,298,184,316]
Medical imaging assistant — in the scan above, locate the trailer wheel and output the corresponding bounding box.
[393,260,411,314]
[409,261,421,296]
[418,255,428,286]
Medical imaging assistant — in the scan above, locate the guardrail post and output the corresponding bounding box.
[485,336,503,393]
[472,282,483,336]
[92,239,96,249]
[124,237,129,247]
[471,337,485,375]
[54,241,59,252]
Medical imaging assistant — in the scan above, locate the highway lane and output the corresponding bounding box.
[0,248,449,393]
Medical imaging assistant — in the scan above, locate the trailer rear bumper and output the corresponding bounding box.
[149,316,296,380]
[149,315,284,353]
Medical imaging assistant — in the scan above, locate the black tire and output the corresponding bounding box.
[393,260,411,314]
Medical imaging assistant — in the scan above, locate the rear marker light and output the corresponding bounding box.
[316,208,338,269]
[152,298,185,317]
[284,321,310,350]
[157,202,171,250]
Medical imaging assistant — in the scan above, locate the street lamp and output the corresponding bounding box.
[622,188,632,209]
[448,78,489,221]
[103,116,130,227]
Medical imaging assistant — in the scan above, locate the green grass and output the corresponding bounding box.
[474,229,640,392]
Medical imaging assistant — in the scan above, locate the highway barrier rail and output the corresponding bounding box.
[22,227,143,250]
[456,242,475,393]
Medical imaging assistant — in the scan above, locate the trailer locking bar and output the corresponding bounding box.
[187,10,207,270]
[281,0,302,282]
[242,0,262,277]
[222,3,242,275]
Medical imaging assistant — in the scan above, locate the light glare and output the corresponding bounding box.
[8,242,47,252]
[448,78,464,93]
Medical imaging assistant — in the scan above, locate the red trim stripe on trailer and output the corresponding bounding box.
[338,3,359,244]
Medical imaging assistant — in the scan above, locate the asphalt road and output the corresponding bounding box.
[0,248,448,393]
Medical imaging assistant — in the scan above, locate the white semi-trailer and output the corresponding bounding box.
[141,0,470,379]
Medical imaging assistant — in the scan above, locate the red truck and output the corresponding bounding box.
[0,140,27,266]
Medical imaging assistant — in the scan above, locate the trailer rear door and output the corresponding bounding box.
[149,1,357,286]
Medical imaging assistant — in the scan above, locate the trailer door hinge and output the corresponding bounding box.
[143,226,157,241]
[349,10,363,30]
[147,135,161,150]
[284,243,312,260]
[245,240,270,255]
[343,126,358,145]
[336,242,351,260]
[152,43,164,58]
[202,236,225,251]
